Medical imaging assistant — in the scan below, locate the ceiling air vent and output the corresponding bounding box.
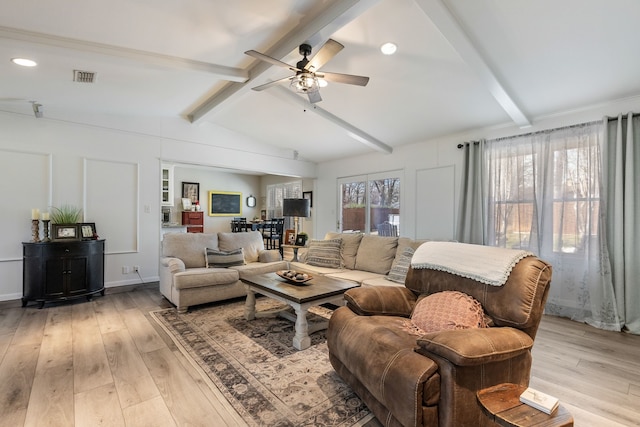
[73,70,96,83]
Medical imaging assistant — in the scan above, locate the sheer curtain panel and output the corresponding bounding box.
[484,123,621,331]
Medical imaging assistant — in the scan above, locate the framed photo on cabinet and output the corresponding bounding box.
[52,224,80,241]
[79,223,97,239]
[284,229,296,245]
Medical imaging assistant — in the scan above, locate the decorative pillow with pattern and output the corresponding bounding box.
[305,239,342,268]
[386,247,415,283]
[205,247,245,268]
[402,290,489,336]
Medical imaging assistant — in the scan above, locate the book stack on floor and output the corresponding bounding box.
[519,387,560,415]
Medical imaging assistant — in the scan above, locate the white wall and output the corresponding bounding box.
[0,111,315,301]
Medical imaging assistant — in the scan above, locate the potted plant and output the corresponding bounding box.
[50,204,83,224]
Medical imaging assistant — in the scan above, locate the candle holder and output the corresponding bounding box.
[31,219,41,243]
[42,219,51,242]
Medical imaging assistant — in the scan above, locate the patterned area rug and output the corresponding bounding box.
[151,298,372,427]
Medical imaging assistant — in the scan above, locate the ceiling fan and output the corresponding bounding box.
[245,39,369,104]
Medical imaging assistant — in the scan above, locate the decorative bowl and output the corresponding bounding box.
[276,270,313,284]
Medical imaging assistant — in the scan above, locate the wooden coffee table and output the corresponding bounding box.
[477,383,573,427]
[241,273,358,350]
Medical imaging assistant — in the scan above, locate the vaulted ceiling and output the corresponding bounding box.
[2,0,640,163]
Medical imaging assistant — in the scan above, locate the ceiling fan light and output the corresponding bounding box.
[290,73,319,93]
[318,78,328,88]
[380,42,397,55]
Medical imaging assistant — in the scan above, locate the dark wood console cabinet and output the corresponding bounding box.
[22,239,105,308]
[182,211,204,233]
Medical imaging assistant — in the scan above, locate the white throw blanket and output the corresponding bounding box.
[411,242,534,286]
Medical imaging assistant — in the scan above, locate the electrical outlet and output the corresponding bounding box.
[133,265,140,273]
[122,266,130,274]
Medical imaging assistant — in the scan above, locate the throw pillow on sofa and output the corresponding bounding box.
[325,232,363,269]
[386,247,415,283]
[402,291,489,336]
[205,248,245,268]
[354,234,398,274]
[305,238,342,268]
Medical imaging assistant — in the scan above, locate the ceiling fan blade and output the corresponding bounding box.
[245,50,300,72]
[317,71,369,86]
[307,90,322,104]
[306,39,344,71]
[251,76,294,91]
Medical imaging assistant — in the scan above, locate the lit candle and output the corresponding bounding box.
[41,212,49,221]
[31,208,40,220]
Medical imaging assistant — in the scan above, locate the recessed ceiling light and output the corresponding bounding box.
[11,58,37,67]
[380,42,397,55]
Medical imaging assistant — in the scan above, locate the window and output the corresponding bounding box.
[486,123,602,255]
[266,181,302,227]
[338,172,401,235]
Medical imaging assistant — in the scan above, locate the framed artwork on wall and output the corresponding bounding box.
[209,191,242,216]
[182,182,200,203]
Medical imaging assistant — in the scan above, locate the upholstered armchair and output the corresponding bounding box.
[327,242,552,427]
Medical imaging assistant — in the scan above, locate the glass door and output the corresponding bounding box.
[338,172,401,235]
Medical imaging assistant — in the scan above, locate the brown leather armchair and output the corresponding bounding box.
[327,255,551,427]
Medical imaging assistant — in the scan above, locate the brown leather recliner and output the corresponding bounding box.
[327,255,552,427]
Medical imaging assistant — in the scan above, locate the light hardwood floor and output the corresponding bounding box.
[1,284,639,427]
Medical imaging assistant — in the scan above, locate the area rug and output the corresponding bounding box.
[151,298,372,427]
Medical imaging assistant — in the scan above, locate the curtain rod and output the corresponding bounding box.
[607,112,640,121]
[456,118,610,148]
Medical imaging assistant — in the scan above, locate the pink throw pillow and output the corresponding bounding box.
[403,291,489,336]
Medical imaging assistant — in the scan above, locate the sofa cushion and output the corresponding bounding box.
[173,268,239,290]
[218,231,264,263]
[361,276,406,287]
[325,232,363,269]
[162,233,219,268]
[354,235,398,274]
[325,270,383,284]
[231,260,289,277]
[386,247,414,284]
[306,238,342,268]
[258,249,282,263]
[288,261,344,276]
[205,248,245,268]
[407,291,489,335]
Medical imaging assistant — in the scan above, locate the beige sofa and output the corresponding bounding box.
[160,231,288,312]
[289,232,426,286]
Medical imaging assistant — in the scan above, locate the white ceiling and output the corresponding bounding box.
[2,0,640,163]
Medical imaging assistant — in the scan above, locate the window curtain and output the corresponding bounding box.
[456,140,486,244]
[603,113,640,334]
[480,123,621,331]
